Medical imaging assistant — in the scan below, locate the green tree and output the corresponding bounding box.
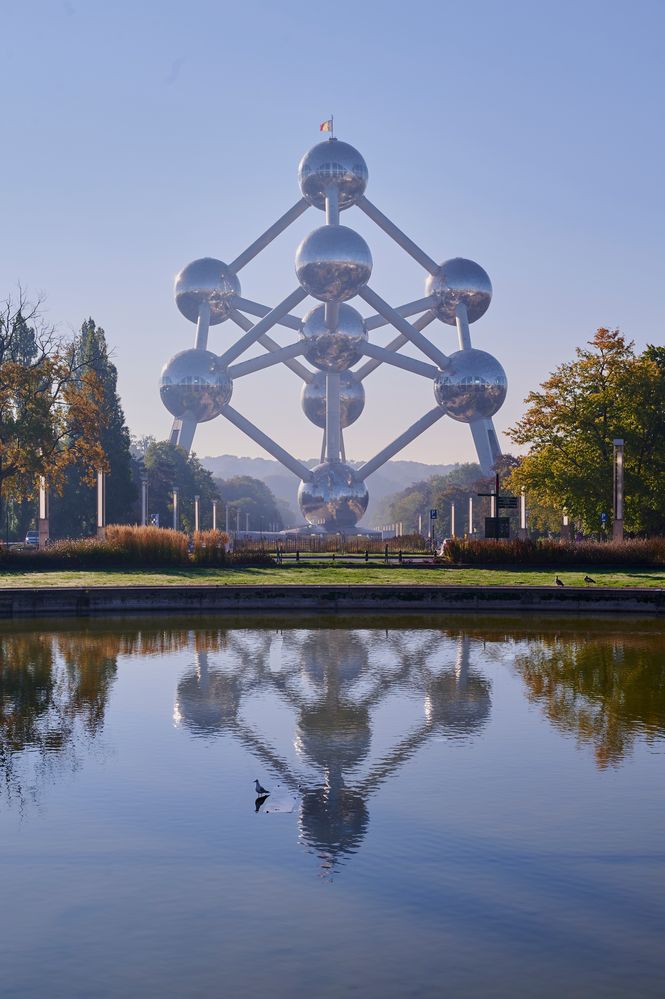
[0,292,106,536]
[142,441,219,531]
[509,329,665,534]
[213,475,283,531]
[50,319,136,538]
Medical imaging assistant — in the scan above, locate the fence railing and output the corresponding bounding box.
[233,533,431,554]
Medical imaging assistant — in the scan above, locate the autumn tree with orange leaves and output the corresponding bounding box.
[0,292,108,517]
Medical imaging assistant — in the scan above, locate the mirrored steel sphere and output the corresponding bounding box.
[295,225,372,302]
[298,462,369,531]
[433,349,507,422]
[160,348,232,423]
[175,258,240,325]
[300,303,367,371]
[298,139,368,210]
[301,371,365,428]
[425,258,492,325]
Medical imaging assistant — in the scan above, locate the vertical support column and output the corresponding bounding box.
[468,496,473,537]
[212,499,218,531]
[418,513,422,535]
[325,371,341,463]
[38,476,49,548]
[245,512,250,533]
[141,474,148,526]
[613,438,624,541]
[518,487,528,539]
[194,495,200,533]
[225,504,229,535]
[194,301,211,350]
[172,487,179,531]
[236,508,241,534]
[455,303,472,351]
[96,470,106,540]
[451,503,456,538]
[561,509,573,541]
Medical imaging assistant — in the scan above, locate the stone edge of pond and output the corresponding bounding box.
[0,584,663,617]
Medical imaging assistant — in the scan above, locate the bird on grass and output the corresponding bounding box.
[254,778,270,796]
[584,575,596,584]
[555,576,565,587]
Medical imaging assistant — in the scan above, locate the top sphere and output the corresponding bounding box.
[298,139,368,210]
[425,258,492,326]
[175,258,240,325]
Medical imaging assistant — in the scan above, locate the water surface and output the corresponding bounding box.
[1,614,664,998]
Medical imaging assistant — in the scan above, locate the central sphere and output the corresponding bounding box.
[301,371,365,428]
[298,462,369,532]
[298,139,368,210]
[160,348,232,423]
[295,226,372,302]
[433,348,507,422]
[175,258,240,325]
[425,258,492,326]
[300,303,367,370]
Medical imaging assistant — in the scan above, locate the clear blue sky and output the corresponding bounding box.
[2,0,663,465]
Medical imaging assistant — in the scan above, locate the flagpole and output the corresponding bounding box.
[330,114,334,139]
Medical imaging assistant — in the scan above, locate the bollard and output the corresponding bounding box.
[364,549,369,562]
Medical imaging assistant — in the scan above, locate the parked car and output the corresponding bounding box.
[25,530,39,546]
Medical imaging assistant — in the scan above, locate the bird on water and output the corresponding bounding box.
[555,576,565,587]
[254,779,270,796]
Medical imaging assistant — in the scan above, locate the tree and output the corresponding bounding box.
[509,329,665,534]
[213,475,284,531]
[0,292,107,532]
[50,319,136,538]
[142,441,219,531]
[386,464,485,536]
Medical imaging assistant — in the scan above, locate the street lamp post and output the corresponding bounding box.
[172,487,179,531]
[194,494,200,533]
[613,438,625,541]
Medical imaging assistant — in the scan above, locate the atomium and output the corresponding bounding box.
[160,348,232,423]
[161,132,507,533]
[433,349,507,422]
[300,303,367,371]
[175,258,240,325]
[301,371,365,428]
[298,461,369,531]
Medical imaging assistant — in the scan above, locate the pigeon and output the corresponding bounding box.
[555,576,565,587]
[254,779,270,796]
[584,575,596,584]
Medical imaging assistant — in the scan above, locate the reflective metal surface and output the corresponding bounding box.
[301,371,365,428]
[425,257,492,325]
[175,257,241,324]
[298,461,369,529]
[300,303,367,371]
[295,225,372,302]
[298,139,368,210]
[434,348,507,422]
[160,348,232,422]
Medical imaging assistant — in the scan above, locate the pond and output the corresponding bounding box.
[1,613,664,998]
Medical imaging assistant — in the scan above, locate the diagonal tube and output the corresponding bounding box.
[360,342,439,379]
[229,199,309,272]
[227,342,307,378]
[365,296,437,331]
[359,287,449,369]
[355,312,437,381]
[359,407,445,480]
[233,296,302,332]
[229,308,314,382]
[357,196,439,274]
[219,288,307,367]
[221,404,312,481]
[470,417,502,476]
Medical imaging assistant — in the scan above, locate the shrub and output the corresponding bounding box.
[440,537,665,567]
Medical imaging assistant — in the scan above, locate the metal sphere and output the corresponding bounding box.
[298,462,368,531]
[160,348,232,423]
[425,258,492,325]
[300,303,367,371]
[433,349,507,422]
[174,257,240,325]
[301,372,365,428]
[298,139,368,210]
[295,225,372,302]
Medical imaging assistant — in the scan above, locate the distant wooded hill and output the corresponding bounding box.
[200,454,455,527]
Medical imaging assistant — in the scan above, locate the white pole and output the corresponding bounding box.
[468,496,473,536]
[451,503,456,538]
[96,470,106,539]
[613,438,625,541]
[141,476,148,526]
[212,500,217,531]
[194,495,200,533]
[172,487,179,531]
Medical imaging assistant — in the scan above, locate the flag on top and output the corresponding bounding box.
[320,117,333,133]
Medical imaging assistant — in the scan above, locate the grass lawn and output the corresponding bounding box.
[0,565,663,588]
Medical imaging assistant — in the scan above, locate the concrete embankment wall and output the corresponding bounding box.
[0,585,663,617]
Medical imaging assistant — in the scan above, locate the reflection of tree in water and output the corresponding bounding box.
[0,630,120,803]
[175,629,492,876]
[513,636,665,768]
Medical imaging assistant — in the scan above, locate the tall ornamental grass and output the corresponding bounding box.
[441,537,665,567]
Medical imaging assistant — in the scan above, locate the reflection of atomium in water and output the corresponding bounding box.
[173,630,491,876]
[161,133,507,532]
